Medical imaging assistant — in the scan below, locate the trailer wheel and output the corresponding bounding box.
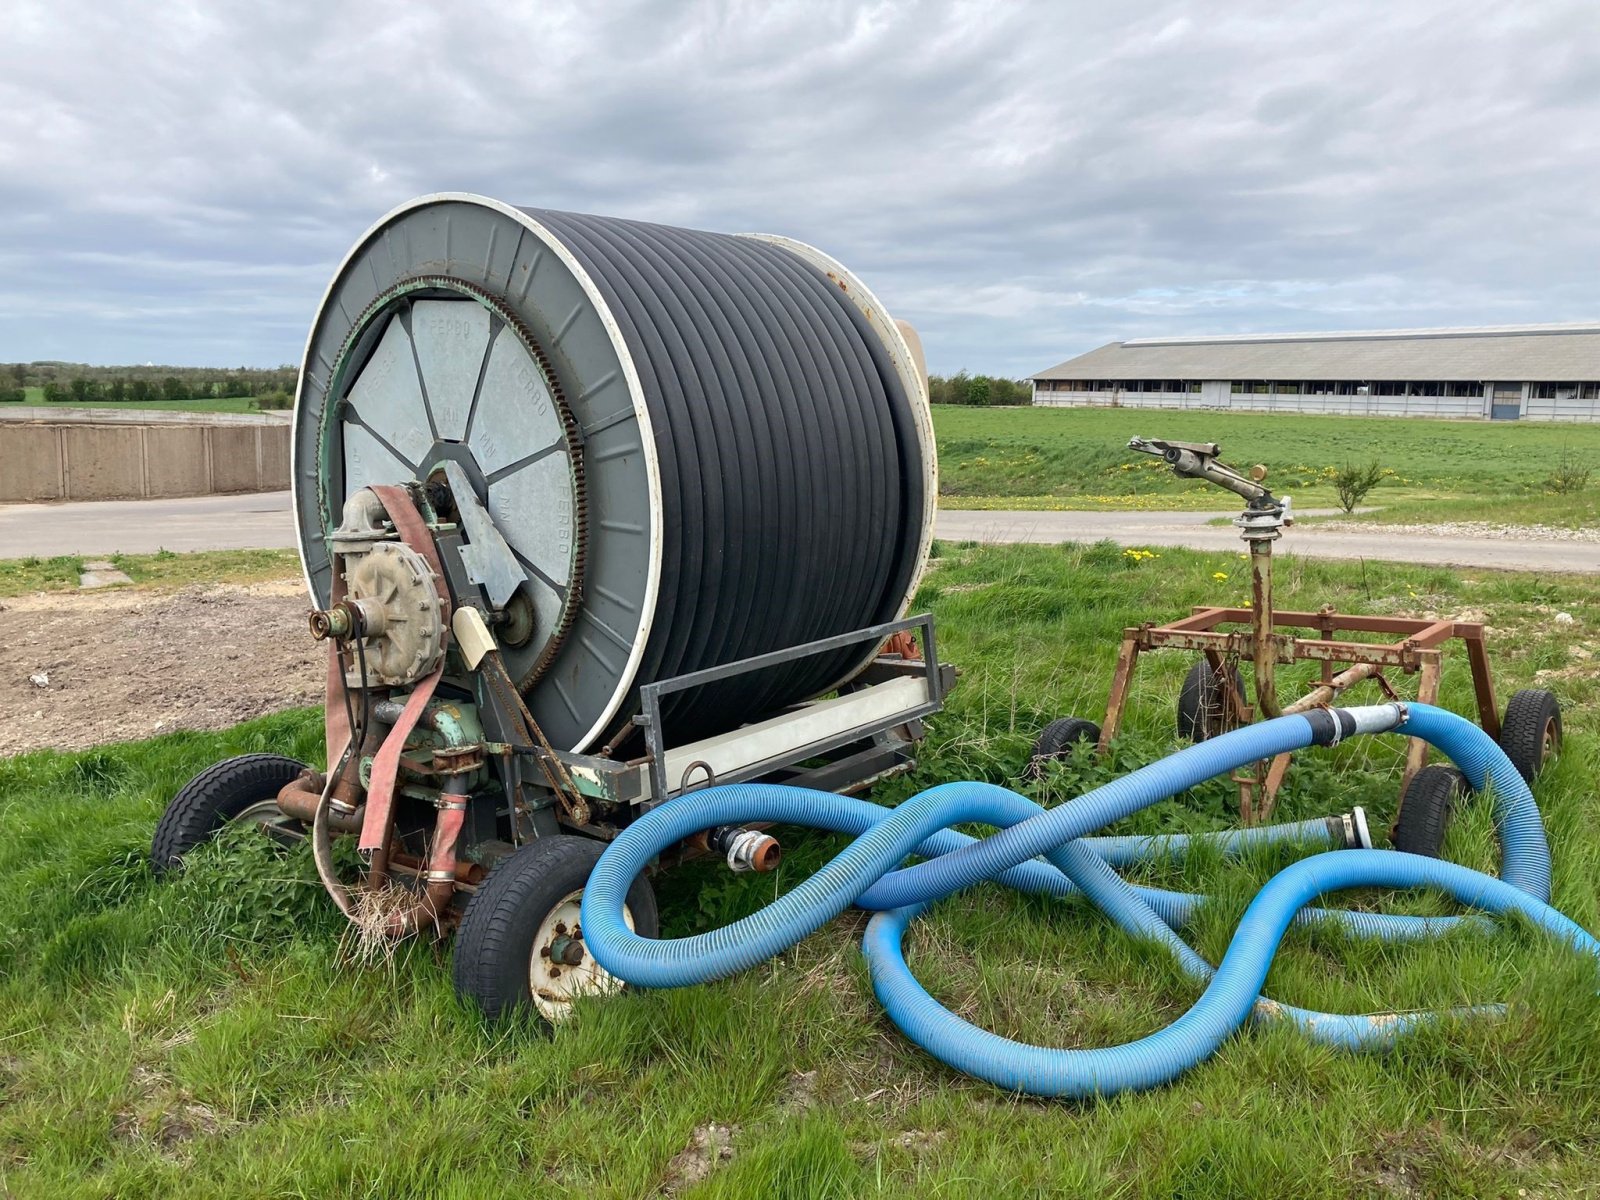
[150,753,309,874]
[1026,717,1101,777]
[1498,689,1562,784]
[453,835,658,1025]
[1393,765,1467,858]
[1177,660,1245,742]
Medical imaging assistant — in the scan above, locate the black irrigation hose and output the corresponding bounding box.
[526,210,924,745]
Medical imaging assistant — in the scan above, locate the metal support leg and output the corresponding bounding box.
[1464,630,1501,740]
[1402,650,1443,794]
[1098,632,1142,754]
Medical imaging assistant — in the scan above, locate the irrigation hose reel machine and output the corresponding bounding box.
[150,197,1598,1100]
[151,194,949,1023]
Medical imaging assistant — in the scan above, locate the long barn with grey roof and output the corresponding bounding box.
[1031,323,1600,421]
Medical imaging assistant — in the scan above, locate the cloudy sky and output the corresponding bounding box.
[3,0,1597,376]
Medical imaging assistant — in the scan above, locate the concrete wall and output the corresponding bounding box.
[0,417,292,502]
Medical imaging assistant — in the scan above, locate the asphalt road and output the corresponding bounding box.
[0,491,1591,574]
[0,492,299,557]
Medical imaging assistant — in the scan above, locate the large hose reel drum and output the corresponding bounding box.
[292,194,936,752]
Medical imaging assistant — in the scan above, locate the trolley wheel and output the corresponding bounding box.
[1026,716,1101,777]
[453,835,658,1026]
[1177,660,1245,742]
[1498,689,1562,784]
[1392,764,1468,858]
[150,753,309,874]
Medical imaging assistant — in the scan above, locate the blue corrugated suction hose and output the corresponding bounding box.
[581,704,1598,1097]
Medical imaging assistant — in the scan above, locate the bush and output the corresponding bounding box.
[928,371,1032,406]
[1332,458,1385,512]
[0,386,23,403]
[1544,449,1591,495]
[254,389,293,411]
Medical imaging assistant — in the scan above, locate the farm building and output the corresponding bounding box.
[1031,322,1600,421]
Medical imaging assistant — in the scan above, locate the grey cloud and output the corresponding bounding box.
[0,0,1596,374]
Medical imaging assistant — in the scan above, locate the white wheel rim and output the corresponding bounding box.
[529,887,634,1024]
[234,799,293,828]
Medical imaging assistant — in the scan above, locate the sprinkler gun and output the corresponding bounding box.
[1128,436,1293,716]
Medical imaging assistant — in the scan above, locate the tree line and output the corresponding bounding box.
[0,361,298,406]
[927,371,1032,406]
[0,360,1035,408]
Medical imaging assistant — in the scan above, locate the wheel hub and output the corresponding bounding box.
[529,890,634,1023]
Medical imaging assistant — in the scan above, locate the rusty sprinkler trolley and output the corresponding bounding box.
[1032,436,1562,853]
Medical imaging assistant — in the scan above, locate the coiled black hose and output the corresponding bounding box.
[526,210,925,744]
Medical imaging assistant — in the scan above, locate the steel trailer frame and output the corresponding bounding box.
[1097,603,1500,825]
[543,612,954,835]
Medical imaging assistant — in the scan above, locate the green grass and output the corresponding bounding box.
[15,386,270,415]
[2,542,1598,1196]
[0,549,303,598]
[935,406,1600,525]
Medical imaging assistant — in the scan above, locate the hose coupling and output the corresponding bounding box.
[1334,806,1373,849]
[720,827,782,873]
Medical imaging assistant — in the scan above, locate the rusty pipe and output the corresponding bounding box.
[276,775,363,834]
[387,852,484,886]
[1282,662,1384,715]
[1250,541,1281,719]
[379,788,469,938]
[331,716,382,816]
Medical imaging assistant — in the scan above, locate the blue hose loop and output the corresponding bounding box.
[581,703,1586,1097]
[1397,704,1551,900]
[865,852,1598,1097]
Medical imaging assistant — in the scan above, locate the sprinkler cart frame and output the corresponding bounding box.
[1085,437,1556,832]
[1099,604,1501,825]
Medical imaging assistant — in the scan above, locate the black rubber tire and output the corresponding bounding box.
[150,753,309,874]
[1177,660,1245,742]
[1393,764,1467,858]
[453,835,659,1024]
[1026,717,1101,777]
[1498,689,1562,784]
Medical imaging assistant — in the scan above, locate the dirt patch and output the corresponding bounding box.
[1,578,321,756]
[112,1062,233,1155]
[659,1122,738,1195]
